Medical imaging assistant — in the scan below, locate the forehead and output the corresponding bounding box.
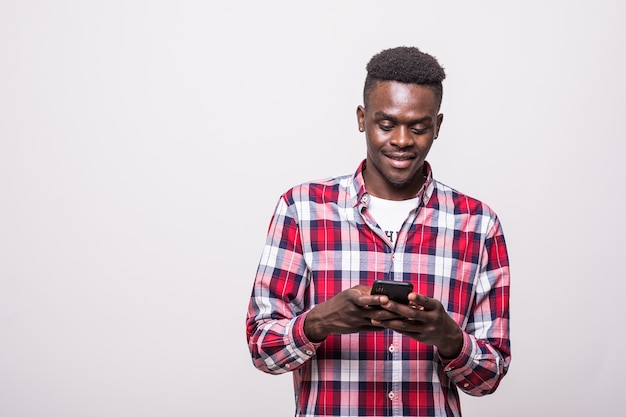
[367,80,439,116]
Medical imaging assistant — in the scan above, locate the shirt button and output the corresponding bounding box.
[361,194,369,204]
[305,350,313,355]
[388,391,395,400]
[463,383,470,388]
[388,345,396,353]
[285,364,291,369]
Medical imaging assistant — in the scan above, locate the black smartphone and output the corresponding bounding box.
[370,280,414,304]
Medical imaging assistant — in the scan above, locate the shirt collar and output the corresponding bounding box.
[351,159,435,208]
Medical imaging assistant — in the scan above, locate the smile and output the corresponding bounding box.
[384,153,415,168]
[387,154,414,160]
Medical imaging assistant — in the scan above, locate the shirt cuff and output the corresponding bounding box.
[293,310,324,353]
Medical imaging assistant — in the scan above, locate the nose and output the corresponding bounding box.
[390,126,413,148]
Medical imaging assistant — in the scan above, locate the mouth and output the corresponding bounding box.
[383,152,416,169]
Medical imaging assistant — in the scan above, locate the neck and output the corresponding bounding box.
[363,164,428,201]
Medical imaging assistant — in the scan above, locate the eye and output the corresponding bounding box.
[411,128,428,135]
[378,123,394,132]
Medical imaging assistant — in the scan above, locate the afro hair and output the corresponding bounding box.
[363,46,446,108]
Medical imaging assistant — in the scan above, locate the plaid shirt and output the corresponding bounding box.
[246,160,511,417]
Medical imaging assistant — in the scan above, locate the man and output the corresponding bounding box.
[246,46,511,417]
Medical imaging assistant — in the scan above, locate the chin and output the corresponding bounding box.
[385,170,424,188]
[386,177,413,188]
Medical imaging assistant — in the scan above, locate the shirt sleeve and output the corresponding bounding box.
[438,216,511,396]
[246,195,320,374]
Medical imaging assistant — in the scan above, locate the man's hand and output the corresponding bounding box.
[371,292,464,359]
[303,285,404,342]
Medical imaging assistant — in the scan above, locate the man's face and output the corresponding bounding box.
[357,81,443,200]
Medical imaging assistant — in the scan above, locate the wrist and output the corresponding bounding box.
[437,327,463,359]
[304,307,328,343]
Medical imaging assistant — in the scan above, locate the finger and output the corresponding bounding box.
[371,318,403,328]
[370,307,404,322]
[372,317,420,333]
[408,293,434,310]
[378,300,423,321]
[356,294,389,307]
[370,319,383,326]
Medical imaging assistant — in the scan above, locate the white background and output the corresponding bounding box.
[1,1,624,416]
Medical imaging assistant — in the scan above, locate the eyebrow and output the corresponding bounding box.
[374,111,432,125]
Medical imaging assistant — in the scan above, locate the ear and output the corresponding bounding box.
[435,113,444,138]
[356,105,365,132]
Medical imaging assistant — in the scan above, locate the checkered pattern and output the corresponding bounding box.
[246,160,511,417]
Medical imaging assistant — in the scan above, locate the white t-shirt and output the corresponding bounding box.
[367,195,419,244]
